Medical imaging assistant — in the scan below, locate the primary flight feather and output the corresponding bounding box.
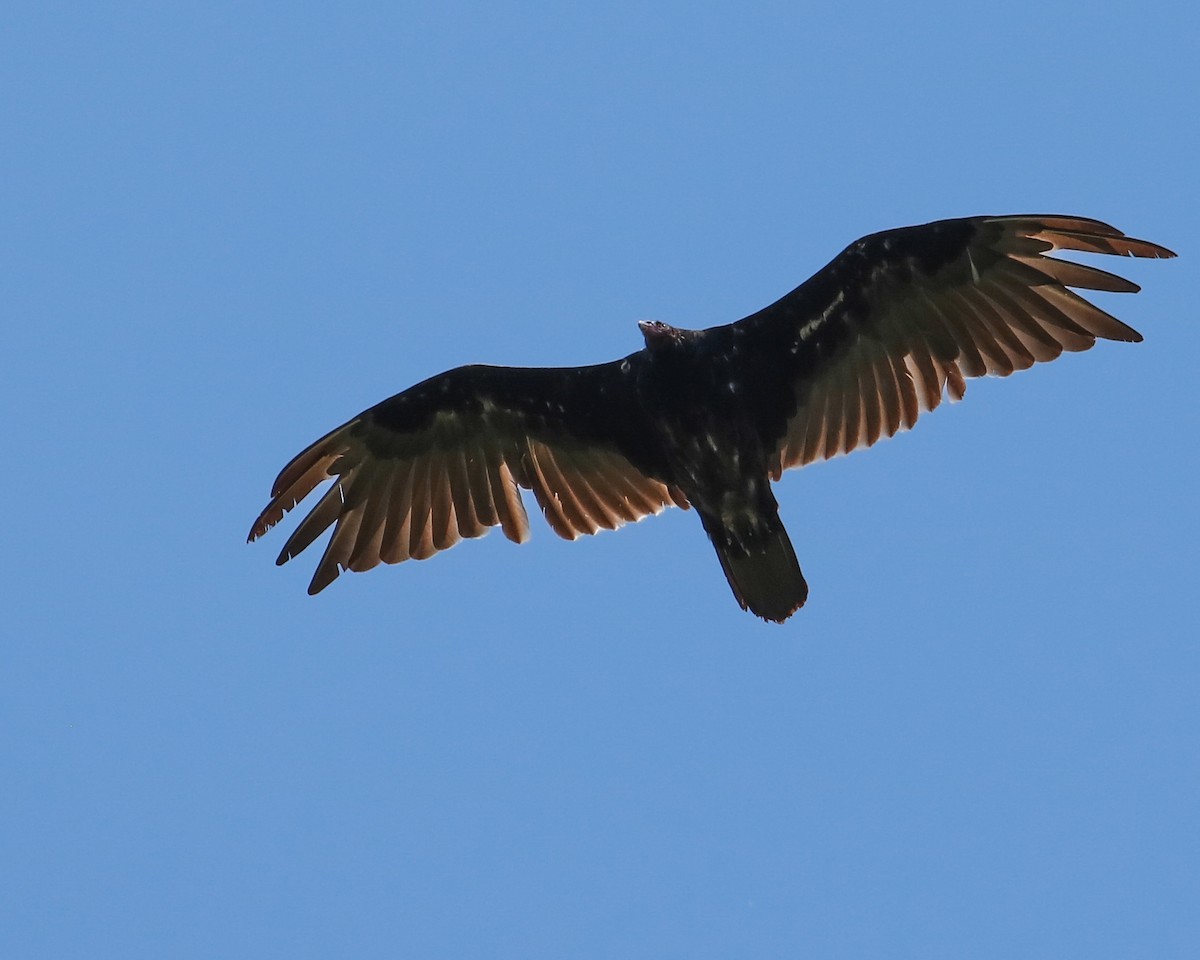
[248,214,1173,622]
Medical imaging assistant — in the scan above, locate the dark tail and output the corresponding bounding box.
[700,511,808,623]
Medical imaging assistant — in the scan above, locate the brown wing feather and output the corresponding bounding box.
[770,215,1173,477]
[248,363,688,594]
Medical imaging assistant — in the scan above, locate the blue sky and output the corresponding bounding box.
[4,2,1197,957]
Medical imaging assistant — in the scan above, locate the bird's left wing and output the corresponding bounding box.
[731,215,1174,477]
[248,361,688,594]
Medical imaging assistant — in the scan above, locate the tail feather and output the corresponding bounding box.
[704,514,808,623]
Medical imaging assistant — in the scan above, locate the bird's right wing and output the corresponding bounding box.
[248,361,688,594]
[730,215,1174,477]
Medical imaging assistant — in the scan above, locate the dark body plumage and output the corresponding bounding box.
[249,215,1173,622]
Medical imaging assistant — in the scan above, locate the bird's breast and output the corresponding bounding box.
[634,359,770,509]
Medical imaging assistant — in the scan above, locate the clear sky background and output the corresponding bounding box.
[4,2,1197,957]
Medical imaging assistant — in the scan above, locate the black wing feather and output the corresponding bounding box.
[248,361,689,593]
[726,215,1174,477]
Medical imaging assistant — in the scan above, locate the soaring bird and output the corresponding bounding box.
[248,215,1172,622]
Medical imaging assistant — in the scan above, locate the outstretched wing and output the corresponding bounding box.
[730,215,1174,477]
[248,361,689,594]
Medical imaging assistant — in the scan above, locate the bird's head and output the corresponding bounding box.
[638,320,688,351]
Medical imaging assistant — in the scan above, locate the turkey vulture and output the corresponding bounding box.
[248,215,1172,622]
